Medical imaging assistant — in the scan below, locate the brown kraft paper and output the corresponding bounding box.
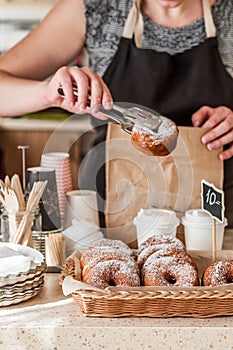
[105,124,223,248]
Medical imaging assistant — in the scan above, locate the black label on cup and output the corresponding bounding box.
[201,179,224,223]
[26,167,61,231]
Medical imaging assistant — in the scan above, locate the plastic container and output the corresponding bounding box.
[181,209,228,251]
[133,208,180,246]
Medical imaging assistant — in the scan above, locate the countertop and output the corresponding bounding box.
[1,269,233,350]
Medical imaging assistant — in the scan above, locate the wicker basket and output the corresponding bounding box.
[72,284,233,318]
[64,250,233,318]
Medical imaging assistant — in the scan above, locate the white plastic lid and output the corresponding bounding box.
[134,208,179,227]
[181,209,227,227]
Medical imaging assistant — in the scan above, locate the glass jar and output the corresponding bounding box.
[0,207,42,245]
[0,208,9,242]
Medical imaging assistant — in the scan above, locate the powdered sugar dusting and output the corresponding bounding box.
[132,116,177,143]
[84,259,140,289]
[81,238,140,289]
[138,234,198,287]
[138,235,185,255]
[81,236,199,289]
[142,256,198,287]
[203,260,233,286]
[80,246,135,269]
[144,247,191,267]
[137,243,186,268]
[90,239,133,255]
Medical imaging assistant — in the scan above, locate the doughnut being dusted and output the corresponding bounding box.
[131,116,179,156]
[202,260,233,286]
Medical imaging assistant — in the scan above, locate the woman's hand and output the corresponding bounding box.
[46,65,113,119]
[192,106,233,160]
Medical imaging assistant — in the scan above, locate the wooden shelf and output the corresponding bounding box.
[0,121,95,188]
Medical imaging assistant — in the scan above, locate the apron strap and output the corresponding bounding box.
[122,0,144,48]
[123,0,216,48]
[202,0,216,38]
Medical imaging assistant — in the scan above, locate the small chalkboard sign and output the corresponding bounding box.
[201,180,224,223]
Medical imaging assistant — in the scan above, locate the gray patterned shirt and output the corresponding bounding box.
[84,0,233,78]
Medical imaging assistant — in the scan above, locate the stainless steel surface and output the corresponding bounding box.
[58,86,163,135]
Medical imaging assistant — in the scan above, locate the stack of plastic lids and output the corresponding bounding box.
[63,219,104,256]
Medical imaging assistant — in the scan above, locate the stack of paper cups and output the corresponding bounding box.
[41,152,73,224]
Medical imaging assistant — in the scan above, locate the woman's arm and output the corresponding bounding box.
[0,0,112,116]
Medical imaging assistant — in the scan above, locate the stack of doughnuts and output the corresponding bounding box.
[80,239,140,289]
[137,235,199,287]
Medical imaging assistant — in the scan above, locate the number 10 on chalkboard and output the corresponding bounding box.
[201,180,225,262]
[201,179,225,223]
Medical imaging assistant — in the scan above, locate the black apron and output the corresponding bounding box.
[79,0,233,228]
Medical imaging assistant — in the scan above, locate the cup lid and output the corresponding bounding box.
[182,209,227,226]
[27,166,55,173]
[41,152,70,159]
[134,208,179,226]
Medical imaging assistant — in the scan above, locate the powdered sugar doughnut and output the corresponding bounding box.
[131,116,179,156]
[138,235,185,256]
[82,258,140,289]
[80,239,134,269]
[81,249,129,269]
[91,238,133,253]
[142,247,194,269]
[142,255,199,287]
[137,243,186,269]
[202,260,233,286]
[80,238,139,289]
[138,235,198,287]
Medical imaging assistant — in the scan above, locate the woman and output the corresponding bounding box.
[0,0,233,226]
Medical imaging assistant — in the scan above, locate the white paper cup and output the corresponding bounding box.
[64,190,99,229]
[181,209,228,251]
[134,208,180,246]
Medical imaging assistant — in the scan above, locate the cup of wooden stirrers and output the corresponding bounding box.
[0,174,47,246]
[45,233,65,266]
